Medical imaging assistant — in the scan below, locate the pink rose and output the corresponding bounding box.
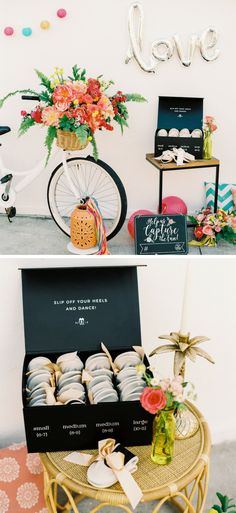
[211,124,217,132]
[206,116,214,124]
[202,225,215,237]
[215,225,221,232]
[196,214,205,222]
[140,387,167,414]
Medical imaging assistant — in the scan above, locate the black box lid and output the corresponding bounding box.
[157,96,203,130]
[21,267,142,354]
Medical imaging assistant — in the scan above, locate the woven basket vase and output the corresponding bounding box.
[57,130,89,151]
[70,204,97,250]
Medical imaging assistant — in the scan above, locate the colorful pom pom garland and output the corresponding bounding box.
[3,9,67,37]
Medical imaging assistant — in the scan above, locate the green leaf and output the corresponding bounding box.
[125,93,147,102]
[75,124,88,145]
[59,115,75,131]
[0,89,39,108]
[35,69,52,91]
[216,494,229,512]
[90,136,99,161]
[188,215,198,225]
[213,506,223,513]
[44,126,57,166]
[40,91,52,105]
[18,116,35,136]
[114,114,129,134]
[68,65,86,82]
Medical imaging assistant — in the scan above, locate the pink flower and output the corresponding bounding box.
[170,378,183,398]
[140,387,167,414]
[159,378,170,391]
[21,110,27,117]
[196,213,205,222]
[215,225,221,232]
[54,99,71,112]
[52,84,74,104]
[42,106,60,127]
[206,116,214,124]
[71,80,88,97]
[210,123,217,132]
[82,94,93,104]
[97,95,114,119]
[202,225,215,237]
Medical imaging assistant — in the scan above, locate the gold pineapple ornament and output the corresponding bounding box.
[149,332,215,379]
[149,331,215,439]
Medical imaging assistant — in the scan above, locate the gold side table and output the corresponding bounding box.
[40,402,211,513]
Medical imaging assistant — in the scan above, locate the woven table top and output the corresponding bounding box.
[41,403,211,503]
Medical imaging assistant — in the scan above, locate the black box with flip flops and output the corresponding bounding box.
[21,266,152,453]
[155,96,204,159]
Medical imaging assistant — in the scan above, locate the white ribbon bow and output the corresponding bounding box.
[64,438,143,509]
[156,148,195,165]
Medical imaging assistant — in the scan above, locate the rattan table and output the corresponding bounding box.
[40,403,211,513]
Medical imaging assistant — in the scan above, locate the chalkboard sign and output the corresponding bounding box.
[135,215,188,255]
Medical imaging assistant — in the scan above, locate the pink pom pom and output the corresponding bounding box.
[128,209,153,239]
[57,8,67,18]
[4,27,14,36]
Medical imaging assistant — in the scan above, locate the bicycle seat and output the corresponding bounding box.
[0,126,11,135]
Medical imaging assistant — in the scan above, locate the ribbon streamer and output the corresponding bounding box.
[86,198,109,255]
[101,342,120,374]
[64,438,143,509]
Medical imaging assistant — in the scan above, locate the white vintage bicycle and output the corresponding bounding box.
[0,95,127,240]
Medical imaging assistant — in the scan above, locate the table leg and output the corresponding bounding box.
[214,165,220,213]
[158,169,163,213]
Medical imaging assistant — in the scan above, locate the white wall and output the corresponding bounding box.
[0,256,235,447]
[0,0,235,216]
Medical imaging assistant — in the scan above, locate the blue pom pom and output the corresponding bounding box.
[22,27,32,37]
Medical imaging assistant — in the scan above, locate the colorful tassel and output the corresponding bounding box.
[86,197,110,255]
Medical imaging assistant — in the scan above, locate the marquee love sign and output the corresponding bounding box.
[125,2,220,73]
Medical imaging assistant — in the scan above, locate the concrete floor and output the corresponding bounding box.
[1,215,236,255]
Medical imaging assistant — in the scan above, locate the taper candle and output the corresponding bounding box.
[180,261,190,336]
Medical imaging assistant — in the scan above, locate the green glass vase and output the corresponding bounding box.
[151,409,176,465]
[203,132,213,160]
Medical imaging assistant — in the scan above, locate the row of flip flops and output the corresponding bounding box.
[25,349,145,406]
[157,128,202,138]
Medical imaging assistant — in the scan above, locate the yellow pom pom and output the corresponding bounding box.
[87,136,92,142]
[73,99,79,105]
[40,20,50,30]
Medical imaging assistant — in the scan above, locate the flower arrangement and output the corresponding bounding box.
[203,115,217,160]
[189,208,236,246]
[136,365,195,464]
[136,364,187,415]
[204,115,218,135]
[0,65,146,163]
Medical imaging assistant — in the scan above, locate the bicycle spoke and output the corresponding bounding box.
[49,158,123,238]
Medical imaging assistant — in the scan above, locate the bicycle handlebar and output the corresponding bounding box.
[21,95,40,101]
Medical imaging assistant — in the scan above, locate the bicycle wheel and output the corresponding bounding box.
[47,156,127,241]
